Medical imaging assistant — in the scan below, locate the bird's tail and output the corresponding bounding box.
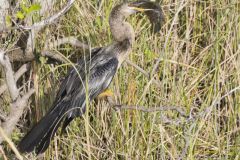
[18,103,67,154]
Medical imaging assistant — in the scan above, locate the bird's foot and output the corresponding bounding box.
[97,89,114,99]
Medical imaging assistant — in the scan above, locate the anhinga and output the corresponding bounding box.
[18,0,164,154]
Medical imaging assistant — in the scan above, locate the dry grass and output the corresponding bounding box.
[1,0,240,159]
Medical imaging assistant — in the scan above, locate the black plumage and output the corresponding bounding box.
[18,45,120,153]
[18,1,164,154]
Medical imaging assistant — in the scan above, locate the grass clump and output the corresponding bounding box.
[3,0,239,159]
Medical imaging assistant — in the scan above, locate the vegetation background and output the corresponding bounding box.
[0,0,239,159]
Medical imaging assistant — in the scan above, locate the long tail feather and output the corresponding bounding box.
[18,104,66,154]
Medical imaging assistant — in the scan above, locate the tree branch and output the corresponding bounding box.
[20,0,75,30]
[42,36,90,63]
[114,104,187,117]
[106,95,187,118]
[47,36,89,50]
[6,0,76,62]
[0,0,9,32]
[0,49,34,146]
[41,50,68,63]
[0,88,35,143]
[0,63,31,96]
[0,50,19,100]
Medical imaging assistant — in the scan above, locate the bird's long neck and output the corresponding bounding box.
[108,4,136,67]
[109,10,135,44]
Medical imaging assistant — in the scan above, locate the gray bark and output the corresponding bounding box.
[0,0,9,32]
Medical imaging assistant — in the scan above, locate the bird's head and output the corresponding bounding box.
[109,1,164,42]
[110,1,164,33]
[111,1,153,18]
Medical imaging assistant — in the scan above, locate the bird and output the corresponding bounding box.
[18,0,164,154]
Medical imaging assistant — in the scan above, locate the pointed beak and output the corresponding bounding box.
[128,0,164,33]
[128,1,154,12]
[130,7,153,12]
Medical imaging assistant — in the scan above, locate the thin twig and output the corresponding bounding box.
[107,97,187,124]
[125,59,149,77]
[160,114,183,125]
[114,104,187,117]
[178,123,195,160]
[0,127,23,160]
[177,86,240,159]
[187,85,240,122]
[220,86,240,100]
[19,0,75,30]
[107,97,186,115]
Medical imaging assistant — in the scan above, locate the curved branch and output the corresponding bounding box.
[0,49,34,146]
[0,88,35,143]
[48,36,89,49]
[0,63,31,96]
[41,50,68,63]
[0,50,19,101]
[20,0,75,30]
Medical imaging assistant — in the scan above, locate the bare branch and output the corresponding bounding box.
[114,104,187,117]
[178,124,195,160]
[160,114,183,125]
[41,50,68,63]
[20,0,75,30]
[42,36,90,63]
[107,97,187,124]
[0,88,35,143]
[0,0,9,32]
[108,96,182,113]
[47,36,89,50]
[0,49,34,146]
[0,50,19,100]
[0,63,30,96]
[9,0,76,63]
